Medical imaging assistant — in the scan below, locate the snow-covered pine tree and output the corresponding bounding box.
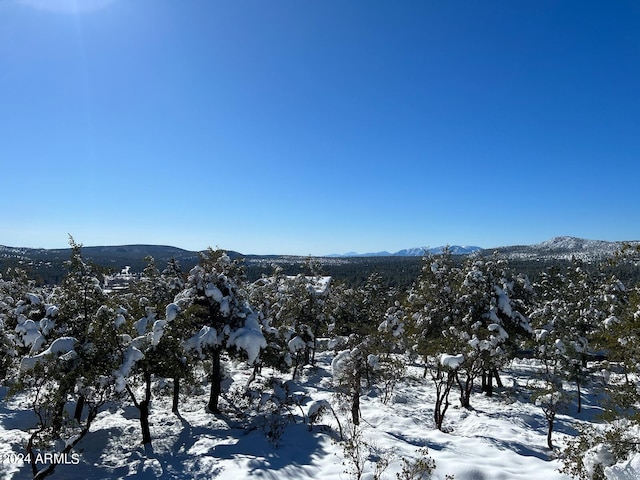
[247,266,295,377]
[560,248,640,476]
[109,256,189,444]
[531,258,607,413]
[406,248,463,430]
[249,266,330,381]
[0,274,16,380]
[454,254,532,405]
[49,237,108,422]
[174,248,265,414]
[16,240,125,478]
[329,273,399,425]
[161,257,186,299]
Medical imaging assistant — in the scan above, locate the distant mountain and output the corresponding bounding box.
[486,236,639,262]
[327,245,482,257]
[0,244,205,284]
[3,237,638,287]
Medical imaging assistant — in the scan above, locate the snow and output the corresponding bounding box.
[535,391,563,406]
[134,312,155,336]
[165,303,180,322]
[287,335,307,353]
[285,275,332,296]
[205,283,224,303]
[488,322,509,339]
[47,336,78,355]
[310,276,331,295]
[536,329,550,341]
[114,345,144,392]
[219,297,231,316]
[0,348,640,480]
[1,348,636,480]
[45,304,59,318]
[604,316,620,328]
[495,285,513,317]
[227,313,266,364]
[151,319,167,347]
[24,293,40,305]
[114,313,126,328]
[440,353,464,369]
[19,336,77,371]
[14,315,41,349]
[187,326,221,355]
[307,399,331,420]
[367,353,380,370]
[331,349,352,380]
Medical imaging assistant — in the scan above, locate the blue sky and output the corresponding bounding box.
[1,0,639,255]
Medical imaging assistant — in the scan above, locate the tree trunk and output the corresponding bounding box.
[576,379,582,414]
[172,377,180,414]
[493,368,503,388]
[304,345,311,366]
[486,370,493,397]
[74,394,85,422]
[140,371,153,445]
[52,399,65,434]
[247,364,258,387]
[208,348,222,413]
[311,318,322,366]
[31,404,99,480]
[351,371,361,425]
[140,399,152,445]
[457,372,473,409]
[292,352,300,381]
[434,370,454,431]
[546,412,555,450]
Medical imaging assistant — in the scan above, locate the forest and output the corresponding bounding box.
[1,238,640,479]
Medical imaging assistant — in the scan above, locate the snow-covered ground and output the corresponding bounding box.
[0,352,622,480]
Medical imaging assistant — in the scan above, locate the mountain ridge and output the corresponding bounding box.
[325,245,482,257]
[2,236,639,287]
[3,236,638,263]
[485,236,639,261]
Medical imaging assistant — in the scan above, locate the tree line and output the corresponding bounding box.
[1,238,640,479]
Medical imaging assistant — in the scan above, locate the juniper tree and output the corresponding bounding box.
[30,237,109,425]
[406,249,462,428]
[120,256,191,419]
[329,273,401,425]
[248,266,330,381]
[174,248,265,413]
[17,289,123,478]
[456,254,532,399]
[408,251,532,411]
[560,252,640,476]
[247,267,292,378]
[531,258,609,413]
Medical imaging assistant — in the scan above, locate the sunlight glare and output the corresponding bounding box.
[18,0,116,14]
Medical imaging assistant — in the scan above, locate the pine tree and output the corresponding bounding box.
[451,254,532,406]
[111,256,180,445]
[531,258,607,413]
[16,239,123,478]
[408,251,532,412]
[329,273,400,425]
[406,249,463,429]
[174,248,265,413]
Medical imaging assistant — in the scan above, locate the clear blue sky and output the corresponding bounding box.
[1,0,639,255]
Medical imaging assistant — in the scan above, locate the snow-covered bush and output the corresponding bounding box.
[397,447,437,480]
